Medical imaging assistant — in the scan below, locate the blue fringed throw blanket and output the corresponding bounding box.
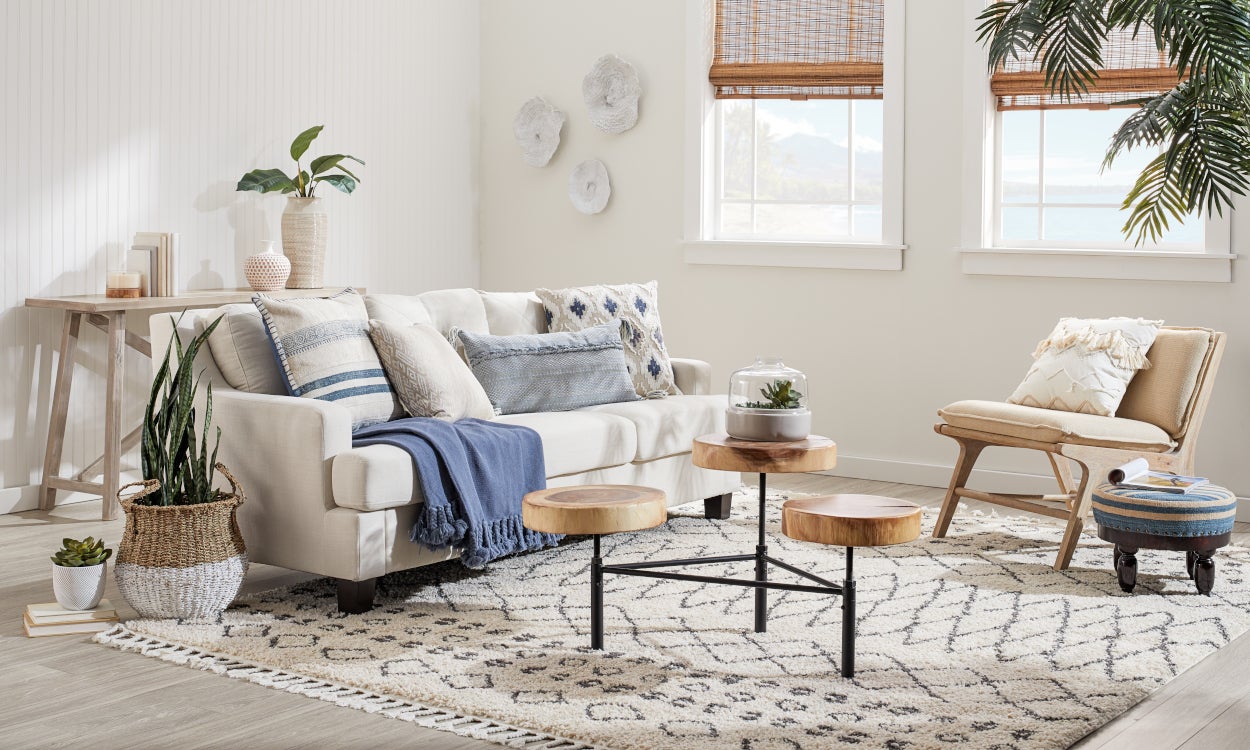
[351,417,560,568]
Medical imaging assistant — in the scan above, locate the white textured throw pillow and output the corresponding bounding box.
[1008,317,1163,416]
[535,280,680,397]
[369,320,495,421]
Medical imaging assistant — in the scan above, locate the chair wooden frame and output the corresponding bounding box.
[933,330,1226,571]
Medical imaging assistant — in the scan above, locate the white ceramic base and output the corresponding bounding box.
[726,409,812,442]
[52,562,107,611]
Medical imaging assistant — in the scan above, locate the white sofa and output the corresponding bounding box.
[150,288,739,612]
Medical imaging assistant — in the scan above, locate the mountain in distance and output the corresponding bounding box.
[771,133,883,183]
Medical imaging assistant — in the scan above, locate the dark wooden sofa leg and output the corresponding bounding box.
[704,493,733,520]
[337,578,377,614]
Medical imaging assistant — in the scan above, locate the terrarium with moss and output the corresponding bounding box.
[726,356,811,442]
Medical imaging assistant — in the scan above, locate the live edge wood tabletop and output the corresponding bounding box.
[25,287,359,520]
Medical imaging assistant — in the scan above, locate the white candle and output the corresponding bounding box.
[107,270,142,289]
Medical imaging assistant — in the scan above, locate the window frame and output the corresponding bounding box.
[958,0,1235,282]
[683,0,907,271]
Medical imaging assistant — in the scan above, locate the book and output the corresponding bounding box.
[26,600,117,625]
[134,231,173,296]
[1108,458,1208,494]
[127,245,156,296]
[23,612,117,637]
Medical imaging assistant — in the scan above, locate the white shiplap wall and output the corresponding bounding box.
[1,0,481,511]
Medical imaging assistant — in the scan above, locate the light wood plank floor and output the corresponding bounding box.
[2,475,1246,749]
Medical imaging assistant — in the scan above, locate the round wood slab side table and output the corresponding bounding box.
[522,485,667,650]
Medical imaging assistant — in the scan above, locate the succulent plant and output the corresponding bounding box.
[51,537,113,567]
[742,379,804,410]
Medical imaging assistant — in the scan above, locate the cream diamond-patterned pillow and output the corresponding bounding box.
[368,320,495,421]
[1008,317,1163,416]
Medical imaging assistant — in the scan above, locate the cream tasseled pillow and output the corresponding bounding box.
[1007,317,1163,416]
[368,320,495,421]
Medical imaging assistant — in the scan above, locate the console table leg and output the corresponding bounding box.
[591,534,604,650]
[101,311,126,521]
[40,311,81,511]
[842,546,856,678]
[755,473,768,633]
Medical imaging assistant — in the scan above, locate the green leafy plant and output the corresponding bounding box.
[139,314,227,506]
[51,537,112,567]
[236,125,363,198]
[977,1,1250,244]
[743,379,804,410]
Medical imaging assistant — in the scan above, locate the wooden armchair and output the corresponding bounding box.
[932,327,1226,571]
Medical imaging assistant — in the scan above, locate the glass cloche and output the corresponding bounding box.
[726,356,811,442]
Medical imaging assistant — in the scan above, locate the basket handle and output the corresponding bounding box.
[118,478,161,504]
[216,462,245,506]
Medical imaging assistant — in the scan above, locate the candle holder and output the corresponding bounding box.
[106,268,143,299]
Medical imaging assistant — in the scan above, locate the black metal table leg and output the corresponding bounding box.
[755,472,768,633]
[591,534,604,650]
[841,546,856,678]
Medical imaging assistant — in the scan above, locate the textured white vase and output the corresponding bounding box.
[52,562,107,611]
[244,240,292,291]
[281,197,328,289]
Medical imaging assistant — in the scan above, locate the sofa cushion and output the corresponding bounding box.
[938,399,1175,452]
[205,303,286,395]
[581,394,726,462]
[459,325,639,415]
[368,320,494,421]
[366,289,489,338]
[480,291,548,335]
[332,410,638,511]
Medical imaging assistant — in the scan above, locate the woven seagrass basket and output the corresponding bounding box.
[115,464,248,620]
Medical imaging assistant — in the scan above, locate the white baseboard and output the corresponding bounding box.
[822,454,1250,522]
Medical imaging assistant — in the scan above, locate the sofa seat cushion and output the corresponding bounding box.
[938,400,1175,452]
[580,395,726,462]
[332,411,638,511]
[496,411,637,477]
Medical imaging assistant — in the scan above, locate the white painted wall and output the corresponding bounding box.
[480,1,1250,500]
[1,0,480,510]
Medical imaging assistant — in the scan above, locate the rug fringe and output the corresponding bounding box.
[93,624,601,750]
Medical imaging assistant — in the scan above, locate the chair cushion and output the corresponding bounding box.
[1092,483,1236,538]
[581,395,727,462]
[332,410,639,510]
[205,303,286,395]
[1117,327,1214,439]
[938,400,1175,452]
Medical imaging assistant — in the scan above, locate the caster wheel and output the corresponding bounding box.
[1186,551,1198,580]
[1194,557,1215,596]
[1116,552,1137,594]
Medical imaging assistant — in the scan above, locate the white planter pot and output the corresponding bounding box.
[52,562,107,611]
[726,408,812,442]
[281,196,328,288]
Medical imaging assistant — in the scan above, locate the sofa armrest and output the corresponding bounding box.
[210,389,354,575]
[671,357,714,395]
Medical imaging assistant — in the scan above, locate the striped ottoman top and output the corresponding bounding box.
[1092,483,1237,538]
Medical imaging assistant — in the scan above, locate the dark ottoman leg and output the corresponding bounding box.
[1186,550,1198,580]
[1114,544,1138,594]
[1194,551,1216,596]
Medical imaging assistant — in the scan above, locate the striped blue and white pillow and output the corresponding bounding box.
[254,289,401,430]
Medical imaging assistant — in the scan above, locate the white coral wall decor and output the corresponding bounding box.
[583,54,641,134]
[513,97,566,167]
[569,159,611,215]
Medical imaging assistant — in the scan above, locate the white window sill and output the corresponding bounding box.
[683,240,906,271]
[960,247,1236,283]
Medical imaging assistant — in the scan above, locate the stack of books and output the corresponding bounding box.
[127,232,180,297]
[23,600,119,637]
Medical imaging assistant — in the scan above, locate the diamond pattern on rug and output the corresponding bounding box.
[99,489,1250,750]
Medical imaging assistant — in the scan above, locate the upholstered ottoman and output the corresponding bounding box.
[1091,483,1236,595]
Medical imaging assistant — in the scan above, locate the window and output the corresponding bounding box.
[685,0,905,269]
[959,0,1232,281]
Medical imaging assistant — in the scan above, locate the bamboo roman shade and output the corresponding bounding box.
[992,27,1182,111]
[710,0,885,100]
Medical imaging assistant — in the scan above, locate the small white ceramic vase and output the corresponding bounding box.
[281,197,328,288]
[52,562,107,611]
[244,240,292,292]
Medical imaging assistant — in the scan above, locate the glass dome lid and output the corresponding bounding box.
[729,356,809,414]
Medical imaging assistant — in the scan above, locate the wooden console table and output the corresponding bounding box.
[26,287,356,520]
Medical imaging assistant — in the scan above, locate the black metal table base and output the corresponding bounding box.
[589,472,857,678]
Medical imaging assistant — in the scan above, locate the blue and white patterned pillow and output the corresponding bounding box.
[253,288,402,430]
[458,324,639,415]
[534,281,680,397]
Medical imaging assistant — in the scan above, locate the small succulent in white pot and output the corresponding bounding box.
[51,537,112,611]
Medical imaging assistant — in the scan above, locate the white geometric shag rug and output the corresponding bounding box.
[96,487,1250,750]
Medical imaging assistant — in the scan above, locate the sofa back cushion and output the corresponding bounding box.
[205,304,286,395]
[481,291,548,335]
[365,289,490,338]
